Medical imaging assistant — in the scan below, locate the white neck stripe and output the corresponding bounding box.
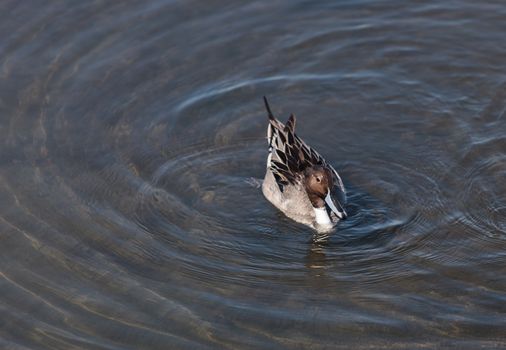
[314,207,331,226]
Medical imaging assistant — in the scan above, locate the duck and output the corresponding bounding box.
[261,97,347,232]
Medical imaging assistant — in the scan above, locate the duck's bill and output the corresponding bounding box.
[325,190,347,220]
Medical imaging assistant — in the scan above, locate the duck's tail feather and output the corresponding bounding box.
[264,96,283,149]
[284,113,296,134]
[263,96,275,121]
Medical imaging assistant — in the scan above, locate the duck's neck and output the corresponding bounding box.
[313,207,331,226]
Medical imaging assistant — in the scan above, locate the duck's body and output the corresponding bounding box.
[261,97,347,232]
[263,168,317,226]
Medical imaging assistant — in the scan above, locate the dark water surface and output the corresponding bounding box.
[1,1,506,349]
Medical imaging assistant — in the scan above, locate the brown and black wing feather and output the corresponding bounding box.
[263,97,327,192]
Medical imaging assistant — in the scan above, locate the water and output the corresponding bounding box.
[1,1,506,348]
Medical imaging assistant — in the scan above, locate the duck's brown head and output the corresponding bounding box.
[304,165,347,220]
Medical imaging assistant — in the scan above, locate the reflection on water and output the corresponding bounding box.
[1,0,506,348]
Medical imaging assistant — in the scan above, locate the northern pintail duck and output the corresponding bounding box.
[261,97,347,232]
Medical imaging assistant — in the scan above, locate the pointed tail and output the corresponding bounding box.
[263,96,275,120]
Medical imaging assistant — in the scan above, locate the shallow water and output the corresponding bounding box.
[1,1,506,349]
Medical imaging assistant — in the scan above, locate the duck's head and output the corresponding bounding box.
[304,165,347,223]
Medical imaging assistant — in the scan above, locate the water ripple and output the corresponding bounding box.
[2,0,506,348]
